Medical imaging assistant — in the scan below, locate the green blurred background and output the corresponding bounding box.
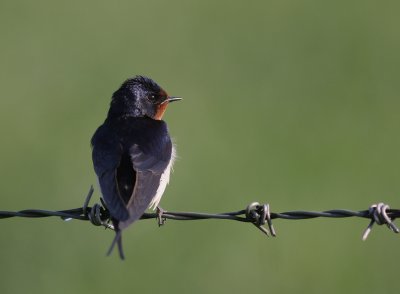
[1,0,399,293]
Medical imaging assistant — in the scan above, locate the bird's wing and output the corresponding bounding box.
[91,124,131,221]
[92,120,174,229]
[118,142,173,230]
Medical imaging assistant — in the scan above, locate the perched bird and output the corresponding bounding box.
[91,76,181,259]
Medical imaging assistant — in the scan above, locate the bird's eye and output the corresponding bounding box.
[148,95,157,103]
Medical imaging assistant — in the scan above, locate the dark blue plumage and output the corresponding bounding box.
[91,76,180,259]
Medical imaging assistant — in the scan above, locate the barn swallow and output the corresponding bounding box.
[91,76,181,259]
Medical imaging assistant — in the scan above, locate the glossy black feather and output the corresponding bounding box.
[90,76,178,259]
[91,116,172,222]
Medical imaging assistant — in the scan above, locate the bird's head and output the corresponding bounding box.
[108,75,181,120]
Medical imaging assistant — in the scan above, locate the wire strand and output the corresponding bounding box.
[0,186,399,240]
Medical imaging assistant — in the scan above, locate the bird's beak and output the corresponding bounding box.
[160,96,182,105]
[167,96,182,103]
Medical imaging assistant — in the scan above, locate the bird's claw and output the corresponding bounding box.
[156,206,167,227]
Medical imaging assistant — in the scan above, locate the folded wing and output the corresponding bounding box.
[91,121,173,230]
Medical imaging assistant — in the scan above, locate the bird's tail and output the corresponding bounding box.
[107,226,125,260]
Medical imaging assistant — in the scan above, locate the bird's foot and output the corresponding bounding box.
[156,206,167,227]
[103,219,115,230]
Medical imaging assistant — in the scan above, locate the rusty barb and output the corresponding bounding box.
[1,186,400,241]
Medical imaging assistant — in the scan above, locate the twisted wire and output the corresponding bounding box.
[0,187,399,240]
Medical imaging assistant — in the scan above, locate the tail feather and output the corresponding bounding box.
[107,228,125,260]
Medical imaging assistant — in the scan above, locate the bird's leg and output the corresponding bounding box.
[156,206,167,227]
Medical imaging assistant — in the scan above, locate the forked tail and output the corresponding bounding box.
[107,229,125,260]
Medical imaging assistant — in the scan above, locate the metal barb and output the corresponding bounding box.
[82,185,94,215]
[245,202,276,237]
[362,202,399,241]
[82,186,113,230]
[88,203,104,226]
[261,204,276,236]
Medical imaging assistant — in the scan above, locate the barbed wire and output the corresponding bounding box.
[0,186,399,240]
